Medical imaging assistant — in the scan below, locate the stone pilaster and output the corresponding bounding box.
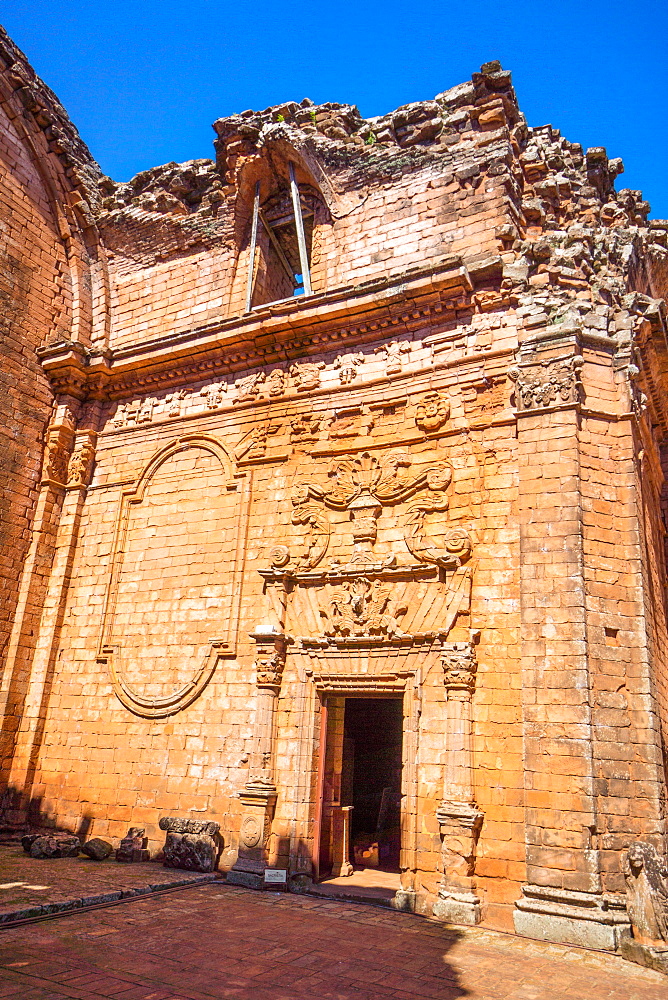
[433,641,484,925]
[228,630,289,888]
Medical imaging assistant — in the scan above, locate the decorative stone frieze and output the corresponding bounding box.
[508,353,583,410]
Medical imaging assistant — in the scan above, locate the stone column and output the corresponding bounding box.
[433,641,484,925]
[228,630,289,889]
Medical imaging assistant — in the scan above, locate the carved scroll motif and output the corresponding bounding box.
[404,467,472,569]
[508,354,583,411]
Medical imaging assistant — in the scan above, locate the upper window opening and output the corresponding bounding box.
[245,163,323,311]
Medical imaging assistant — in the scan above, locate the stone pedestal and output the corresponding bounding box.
[228,629,289,888]
[227,783,277,889]
[620,933,668,975]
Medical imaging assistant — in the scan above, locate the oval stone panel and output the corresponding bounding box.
[106,443,235,713]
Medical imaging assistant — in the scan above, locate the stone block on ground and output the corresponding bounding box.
[159,816,220,872]
[28,834,81,859]
[81,837,114,860]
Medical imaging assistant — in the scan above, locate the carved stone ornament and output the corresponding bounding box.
[251,631,290,689]
[165,389,187,417]
[320,576,407,639]
[404,467,472,569]
[200,381,227,409]
[235,371,265,403]
[235,422,281,461]
[113,398,156,427]
[623,841,668,946]
[290,361,324,392]
[240,814,262,849]
[67,439,96,488]
[376,340,410,375]
[41,434,70,486]
[266,369,286,397]
[334,351,364,385]
[442,644,478,697]
[415,391,450,434]
[508,354,583,411]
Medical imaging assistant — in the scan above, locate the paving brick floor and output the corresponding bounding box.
[0,845,216,924]
[0,881,665,999]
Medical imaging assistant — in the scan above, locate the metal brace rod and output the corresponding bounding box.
[245,180,260,313]
[259,209,297,287]
[288,161,312,296]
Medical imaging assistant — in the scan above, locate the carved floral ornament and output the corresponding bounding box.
[508,354,583,411]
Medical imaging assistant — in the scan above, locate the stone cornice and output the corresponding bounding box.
[38,255,500,400]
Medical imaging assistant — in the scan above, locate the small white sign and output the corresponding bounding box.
[264,868,287,884]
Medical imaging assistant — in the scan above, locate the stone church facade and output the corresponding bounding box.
[1,24,668,951]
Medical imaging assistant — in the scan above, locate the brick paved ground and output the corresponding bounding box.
[0,881,664,1000]
[0,845,215,922]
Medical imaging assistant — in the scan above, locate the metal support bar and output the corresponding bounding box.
[245,181,260,313]
[288,161,312,296]
[259,210,297,287]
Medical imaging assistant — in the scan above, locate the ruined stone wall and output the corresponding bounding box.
[0,27,101,785]
[3,41,668,947]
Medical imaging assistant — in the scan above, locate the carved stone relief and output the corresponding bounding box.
[290,361,324,391]
[334,351,364,385]
[508,354,583,410]
[415,391,450,434]
[376,340,410,375]
[67,438,96,489]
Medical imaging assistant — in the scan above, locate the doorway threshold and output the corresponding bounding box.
[310,867,401,908]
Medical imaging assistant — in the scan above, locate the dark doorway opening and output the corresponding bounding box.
[343,697,403,873]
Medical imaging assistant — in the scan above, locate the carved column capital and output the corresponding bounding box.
[441,643,477,699]
[249,630,291,690]
[508,353,583,411]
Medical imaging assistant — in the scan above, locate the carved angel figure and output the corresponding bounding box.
[623,841,668,946]
[235,371,265,403]
[290,361,324,392]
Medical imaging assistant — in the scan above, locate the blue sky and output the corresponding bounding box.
[3,1,666,217]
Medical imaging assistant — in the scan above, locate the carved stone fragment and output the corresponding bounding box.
[116,826,150,863]
[159,816,220,872]
[27,834,81,858]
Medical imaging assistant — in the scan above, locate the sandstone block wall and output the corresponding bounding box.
[1,37,668,946]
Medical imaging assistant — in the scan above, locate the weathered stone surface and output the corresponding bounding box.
[81,838,114,860]
[159,817,219,872]
[28,835,81,859]
[623,842,668,947]
[116,828,150,863]
[1,22,668,957]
